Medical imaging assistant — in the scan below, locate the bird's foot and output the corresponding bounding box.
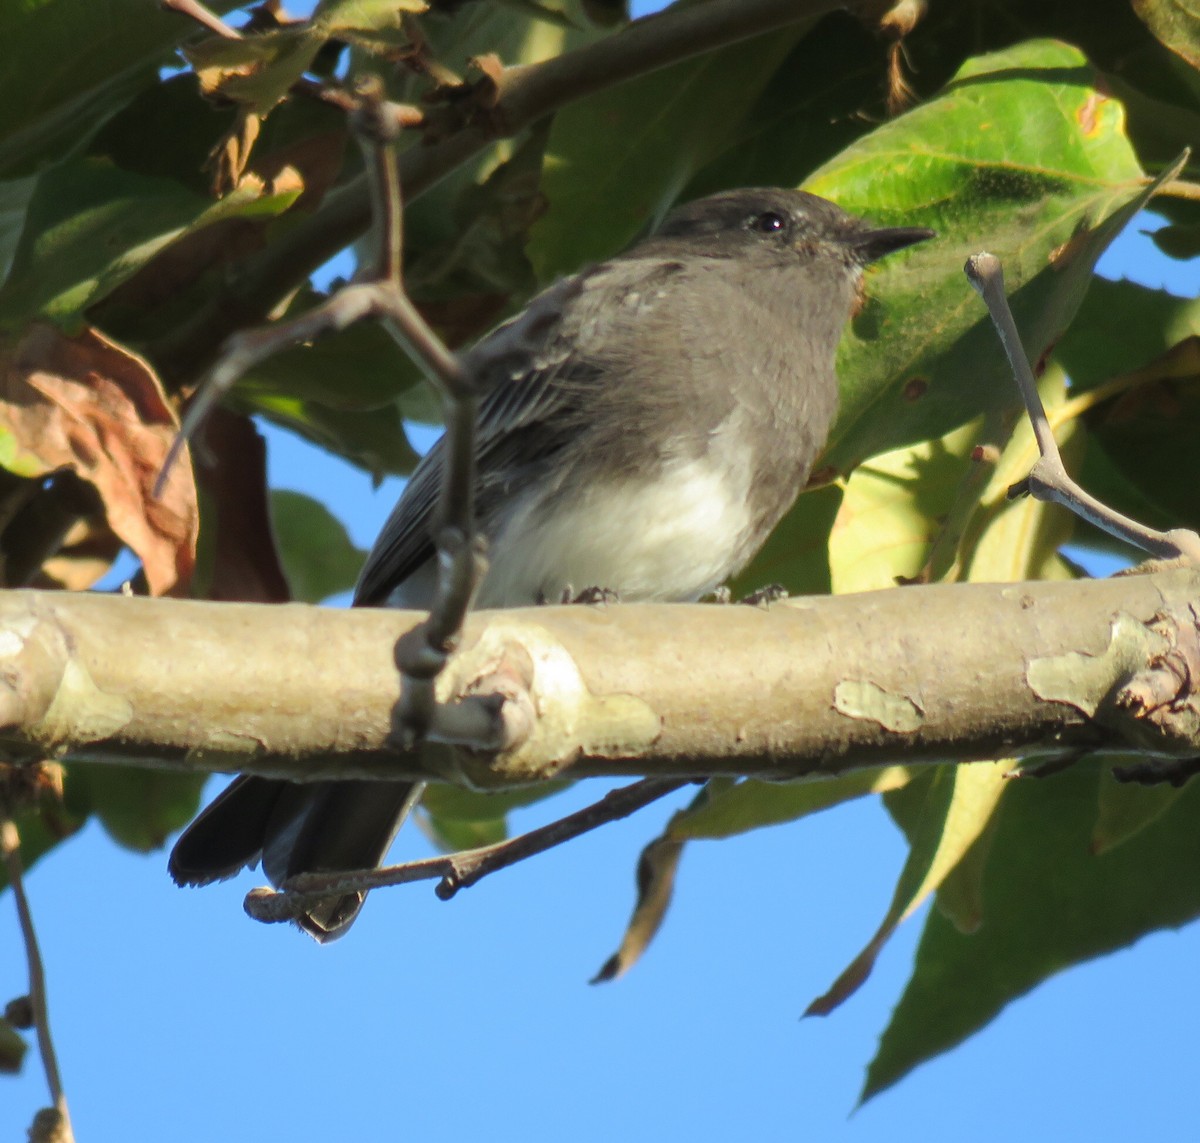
[740,583,788,607]
[563,585,621,605]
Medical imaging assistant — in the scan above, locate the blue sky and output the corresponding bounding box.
[4,5,1200,1142]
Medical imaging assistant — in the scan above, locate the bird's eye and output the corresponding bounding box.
[750,211,788,234]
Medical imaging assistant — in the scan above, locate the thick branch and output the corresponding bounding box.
[1,572,1199,783]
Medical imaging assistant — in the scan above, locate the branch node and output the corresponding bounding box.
[965,251,1200,565]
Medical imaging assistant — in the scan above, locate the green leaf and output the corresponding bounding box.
[420,782,571,821]
[0,774,89,894]
[0,158,300,329]
[684,15,901,200]
[669,768,912,841]
[68,764,207,853]
[418,781,570,851]
[0,175,36,282]
[424,813,508,851]
[808,761,1009,1016]
[1080,340,1200,531]
[733,484,842,599]
[864,765,1200,1102]
[270,490,366,603]
[0,0,242,178]
[527,19,808,283]
[827,422,979,594]
[0,1017,26,1075]
[805,39,1154,475]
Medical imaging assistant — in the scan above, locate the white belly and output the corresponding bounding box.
[478,456,753,607]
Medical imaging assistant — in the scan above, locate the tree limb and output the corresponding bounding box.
[1,571,1199,784]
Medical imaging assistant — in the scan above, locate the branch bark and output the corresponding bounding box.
[1,570,1199,785]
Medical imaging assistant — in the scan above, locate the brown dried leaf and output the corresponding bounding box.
[208,107,263,197]
[1,325,198,596]
[591,835,684,984]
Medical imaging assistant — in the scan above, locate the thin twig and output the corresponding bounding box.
[964,252,1200,565]
[1157,178,1200,202]
[157,79,488,741]
[151,0,838,384]
[349,79,486,740]
[244,777,690,924]
[1,810,74,1142]
[159,0,235,39]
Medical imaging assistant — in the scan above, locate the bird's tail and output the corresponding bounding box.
[168,776,423,941]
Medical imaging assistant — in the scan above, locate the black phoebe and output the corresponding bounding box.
[168,187,932,939]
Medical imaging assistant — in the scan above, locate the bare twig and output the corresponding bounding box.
[1157,178,1200,202]
[157,78,487,742]
[244,777,690,924]
[1,809,73,1142]
[151,0,838,383]
[964,252,1200,565]
[159,0,236,39]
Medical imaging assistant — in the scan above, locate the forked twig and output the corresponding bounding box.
[156,78,485,742]
[964,252,1200,566]
[1,810,74,1142]
[244,777,690,923]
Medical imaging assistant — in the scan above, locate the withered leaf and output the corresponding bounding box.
[0,324,198,595]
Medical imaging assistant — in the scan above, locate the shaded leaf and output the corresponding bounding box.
[0,1017,25,1074]
[0,0,241,177]
[1133,0,1200,69]
[271,490,365,603]
[528,21,808,283]
[864,766,1200,1101]
[1092,759,1188,854]
[1082,338,1200,530]
[69,764,207,853]
[1055,277,1200,391]
[236,289,438,412]
[0,325,198,596]
[0,176,36,282]
[0,767,92,893]
[733,484,842,599]
[0,158,301,329]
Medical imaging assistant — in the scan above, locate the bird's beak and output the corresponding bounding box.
[851,226,935,264]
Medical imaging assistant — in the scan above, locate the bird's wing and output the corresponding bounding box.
[352,259,681,607]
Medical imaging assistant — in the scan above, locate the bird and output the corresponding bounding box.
[167,186,933,940]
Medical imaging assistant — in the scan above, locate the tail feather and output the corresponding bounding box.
[169,776,423,941]
[168,775,285,887]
